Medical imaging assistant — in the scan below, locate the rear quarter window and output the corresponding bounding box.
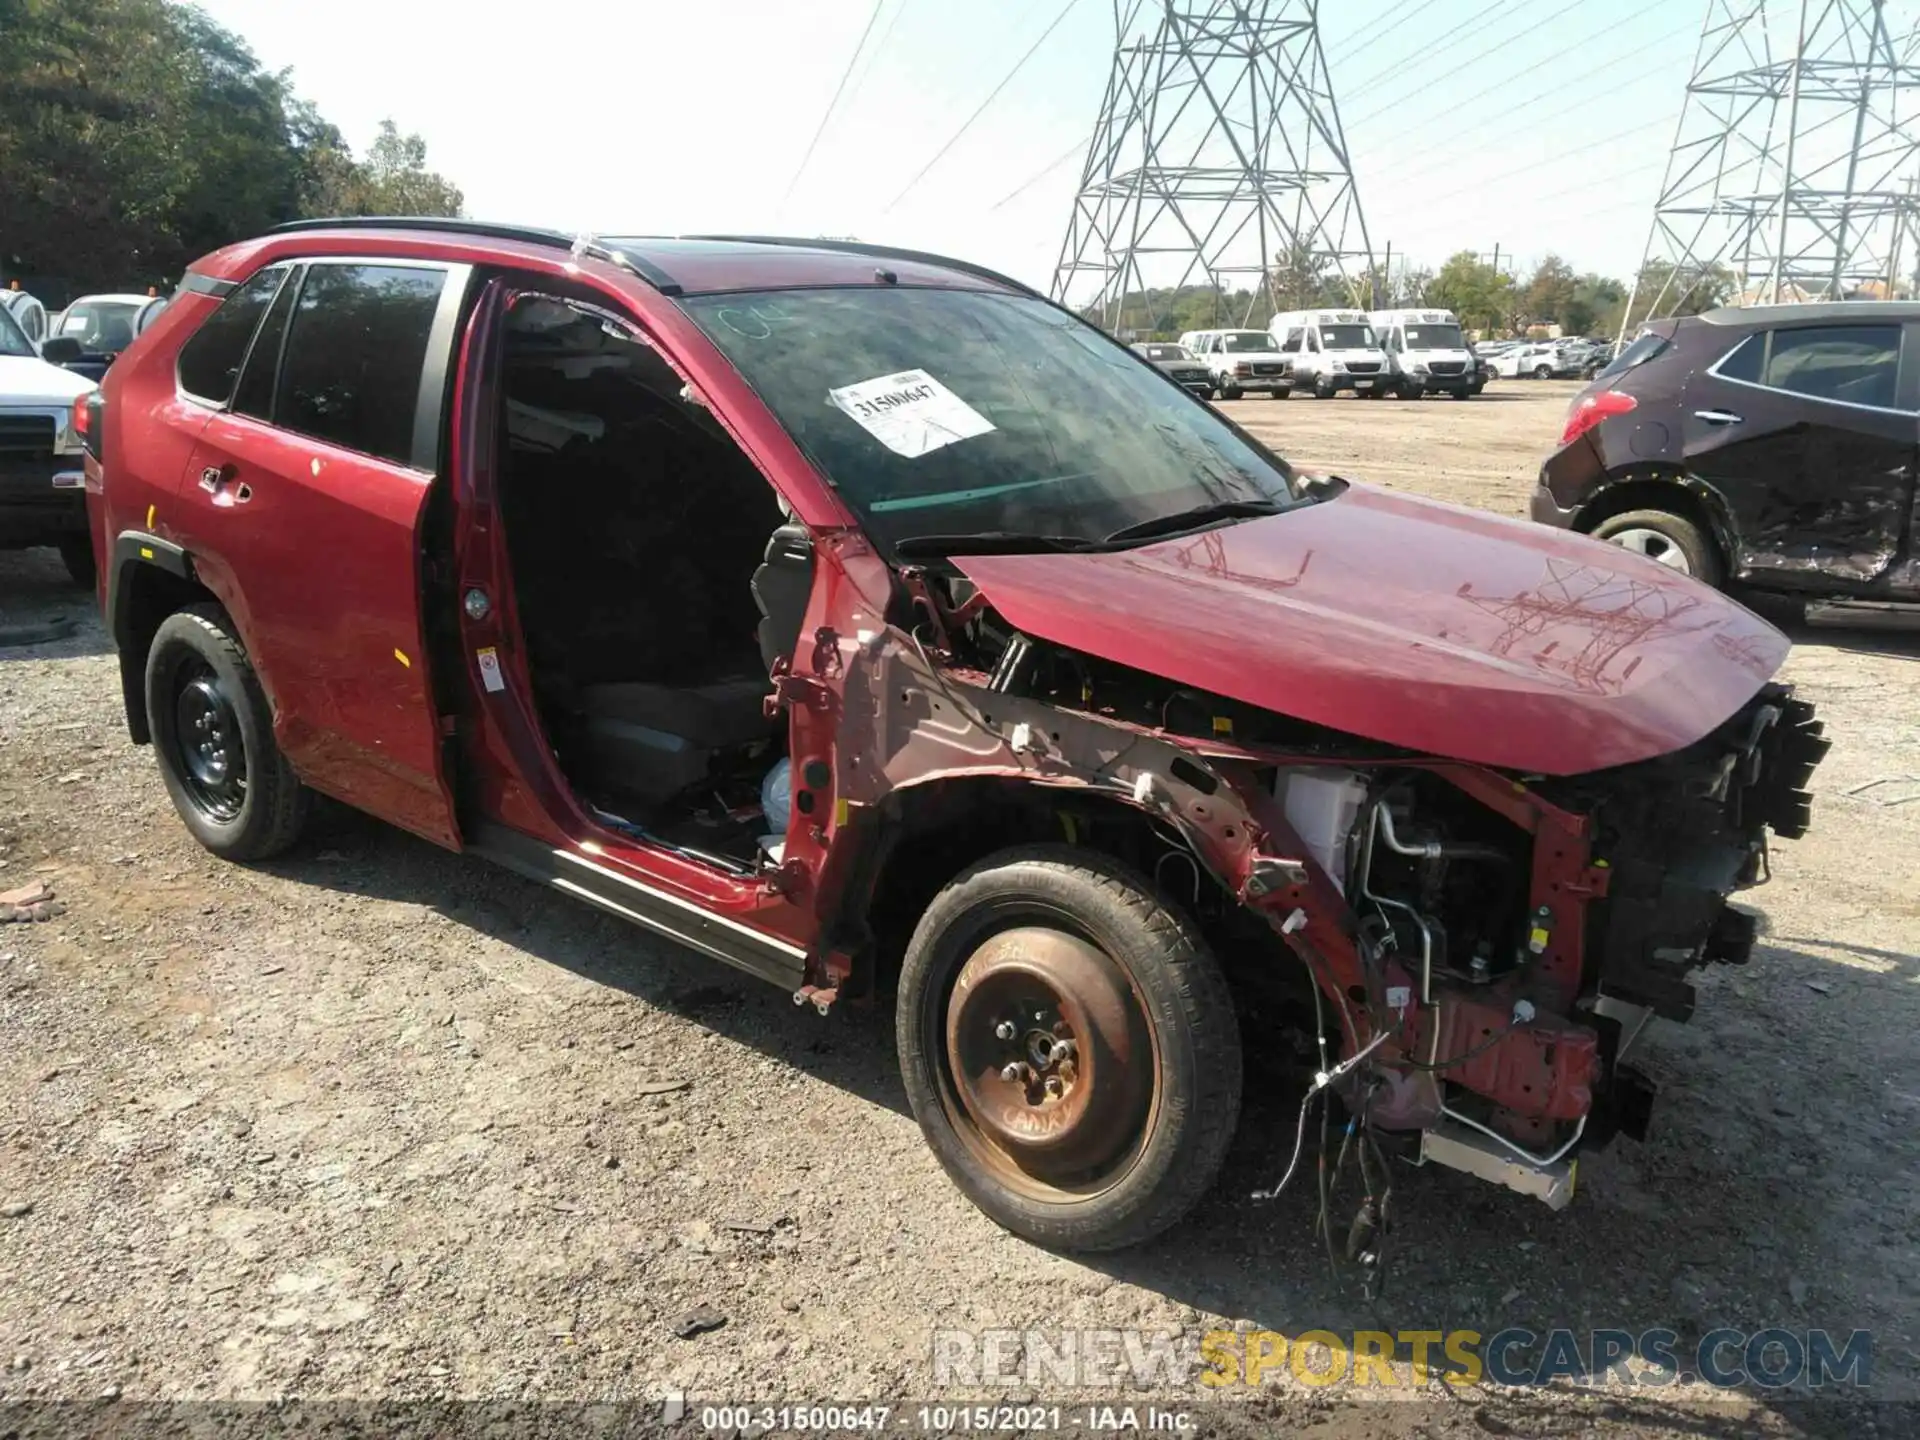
[177,268,286,405]
[1595,330,1669,381]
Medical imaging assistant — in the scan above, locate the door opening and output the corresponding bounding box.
[492,294,812,869]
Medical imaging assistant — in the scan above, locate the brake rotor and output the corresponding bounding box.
[944,926,1153,1186]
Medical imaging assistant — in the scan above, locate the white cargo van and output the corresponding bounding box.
[1175,328,1294,400]
[1368,308,1478,399]
[1266,310,1389,398]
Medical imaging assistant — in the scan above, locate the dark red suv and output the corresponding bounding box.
[82,220,1827,1256]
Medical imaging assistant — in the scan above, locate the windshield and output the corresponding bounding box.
[684,288,1300,552]
[0,304,32,358]
[1137,344,1194,361]
[1402,323,1464,350]
[1218,331,1275,352]
[1319,324,1377,350]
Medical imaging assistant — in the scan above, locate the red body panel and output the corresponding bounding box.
[171,414,459,847]
[954,483,1789,775]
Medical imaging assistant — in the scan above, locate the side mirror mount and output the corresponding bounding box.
[41,336,83,365]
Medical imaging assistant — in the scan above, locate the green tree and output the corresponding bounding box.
[0,0,463,297]
[1427,250,1515,334]
[1522,254,1576,327]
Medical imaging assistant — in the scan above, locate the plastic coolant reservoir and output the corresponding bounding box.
[1280,768,1368,892]
[761,757,792,833]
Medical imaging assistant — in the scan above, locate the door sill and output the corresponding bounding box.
[469,822,807,991]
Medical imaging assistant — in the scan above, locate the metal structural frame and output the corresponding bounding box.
[1051,0,1374,333]
[1625,0,1920,333]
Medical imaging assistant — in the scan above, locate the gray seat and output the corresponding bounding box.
[574,676,772,805]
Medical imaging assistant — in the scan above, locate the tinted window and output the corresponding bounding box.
[277,264,447,465]
[1763,325,1899,409]
[1596,330,1669,381]
[232,268,300,422]
[1716,333,1762,383]
[177,269,285,404]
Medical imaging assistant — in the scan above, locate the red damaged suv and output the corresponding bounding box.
[79,220,1827,1255]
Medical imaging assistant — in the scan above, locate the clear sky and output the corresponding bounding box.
[192,0,1919,296]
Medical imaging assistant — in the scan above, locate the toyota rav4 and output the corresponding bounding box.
[81,220,1827,1257]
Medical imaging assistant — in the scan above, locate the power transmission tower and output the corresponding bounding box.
[1624,0,1920,333]
[1051,0,1375,334]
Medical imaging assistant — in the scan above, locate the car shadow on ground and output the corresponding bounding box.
[0,549,112,658]
[260,807,1911,1428]
[260,804,912,1119]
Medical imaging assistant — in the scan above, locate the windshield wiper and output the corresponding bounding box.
[1101,498,1285,546]
[892,531,1101,558]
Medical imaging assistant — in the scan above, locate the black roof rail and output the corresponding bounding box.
[263,217,683,295]
[683,234,1048,303]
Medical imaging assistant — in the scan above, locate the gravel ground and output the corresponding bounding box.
[1,382,1916,1436]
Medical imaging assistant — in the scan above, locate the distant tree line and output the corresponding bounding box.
[0,0,464,303]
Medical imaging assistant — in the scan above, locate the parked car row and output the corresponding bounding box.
[0,285,168,584]
[0,299,98,585]
[1131,307,1491,401]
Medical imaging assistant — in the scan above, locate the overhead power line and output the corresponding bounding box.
[1358,0,1684,173]
[1340,0,1540,116]
[991,136,1089,210]
[1325,0,1419,65]
[884,0,1085,213]
[779,0,892,215]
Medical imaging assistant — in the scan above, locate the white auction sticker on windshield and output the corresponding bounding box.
[827,369,995,459]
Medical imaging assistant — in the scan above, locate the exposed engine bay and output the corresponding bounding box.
[831,564,1828,1289]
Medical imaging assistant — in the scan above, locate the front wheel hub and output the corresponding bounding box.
[944,927,1152,1185]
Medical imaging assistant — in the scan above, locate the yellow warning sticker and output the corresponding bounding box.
[393,648,411,668]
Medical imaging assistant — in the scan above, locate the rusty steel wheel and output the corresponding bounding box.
[897,845,1242,1253]
[942,926,1157,1198]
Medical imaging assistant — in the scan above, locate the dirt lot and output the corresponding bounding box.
[1,381,1916,1435]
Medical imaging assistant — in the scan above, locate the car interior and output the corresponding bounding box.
[492,294,815,870]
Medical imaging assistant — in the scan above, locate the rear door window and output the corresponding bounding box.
[177,268,287,405]
[1762,325,1900,409]
[276,263,449,466]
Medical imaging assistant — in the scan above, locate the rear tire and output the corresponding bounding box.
[145,603,311,861]
[1590,508,1724,587]
[896,845,1242,1253]
[1533,364,1554,380]
[57,535,95,589]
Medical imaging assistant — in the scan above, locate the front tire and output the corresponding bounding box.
[145,603,311,860]
[1591,508,1724,587]
[1313,376,1336,399]
[1218,382,1242,401]
[896,845,1242,1252]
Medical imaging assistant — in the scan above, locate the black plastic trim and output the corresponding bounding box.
[468,823,806,991]
[413,264,476,472]
[682,234,1043,300]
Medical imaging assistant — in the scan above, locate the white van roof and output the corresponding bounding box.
[1367,308,1459,326]
[1270,310,1370,327]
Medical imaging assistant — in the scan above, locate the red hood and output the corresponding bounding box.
[954,484,1787,775]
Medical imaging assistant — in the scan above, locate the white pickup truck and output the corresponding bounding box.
[1,299,98,586]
